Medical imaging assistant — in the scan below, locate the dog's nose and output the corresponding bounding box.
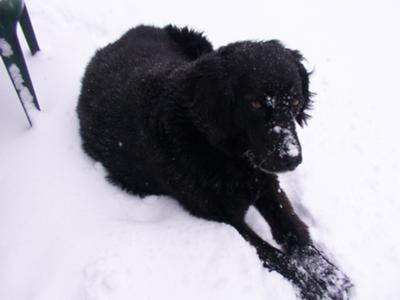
[282,154,302,171]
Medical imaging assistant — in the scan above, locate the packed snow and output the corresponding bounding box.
[0,38,13,57]
[1,0,400,299]
[7,64,34,106]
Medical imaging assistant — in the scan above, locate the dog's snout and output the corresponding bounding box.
[263,124,303,172]
[282,154,302,171]
[272,125,301,156]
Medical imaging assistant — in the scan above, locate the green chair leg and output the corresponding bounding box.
[19,5,39,55]
[1,25,40,126]
[1,44,33,126]
[1,0,40,126]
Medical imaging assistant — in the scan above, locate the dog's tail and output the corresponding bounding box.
[165,25,213,60]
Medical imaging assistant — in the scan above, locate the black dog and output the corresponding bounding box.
[77,25,352,299]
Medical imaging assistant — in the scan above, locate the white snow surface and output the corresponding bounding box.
[1,0,400,299]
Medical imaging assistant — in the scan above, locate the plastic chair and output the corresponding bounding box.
[0,0,40,126]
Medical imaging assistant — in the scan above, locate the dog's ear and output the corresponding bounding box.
[290,50,313,127]
[190,56,234,144]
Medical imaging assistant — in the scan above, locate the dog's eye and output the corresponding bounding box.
[291,99,300,107]
[251,100,263,109]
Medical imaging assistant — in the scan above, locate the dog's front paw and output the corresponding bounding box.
[291,245,353,300]
[258,249,325,300]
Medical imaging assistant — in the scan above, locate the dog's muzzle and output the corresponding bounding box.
[270,124,302,171]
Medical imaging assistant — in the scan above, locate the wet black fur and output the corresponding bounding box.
[77,25,351,299]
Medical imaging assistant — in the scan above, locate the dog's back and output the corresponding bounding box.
[77,25,212,194]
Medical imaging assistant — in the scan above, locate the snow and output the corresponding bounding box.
[1,0,400,300]
[0,38,13,57]
[265,95,276,108]
[8,64,34,107]
[272,126,300,158]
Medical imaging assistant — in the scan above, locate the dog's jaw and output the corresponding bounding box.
[243,150,276,175]
[242,148,300,174]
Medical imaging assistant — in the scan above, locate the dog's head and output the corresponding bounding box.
[191,40,313,173]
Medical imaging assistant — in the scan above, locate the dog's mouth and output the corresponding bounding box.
[243,150,275,174]
[255,163,278,175]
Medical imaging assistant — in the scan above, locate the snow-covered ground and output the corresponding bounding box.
[1,0,399,299]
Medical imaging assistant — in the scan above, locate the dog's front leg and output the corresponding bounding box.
[290,245,353,300]
[252,174,311,252]
[252,175,353,299]
[231,221,327,300]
